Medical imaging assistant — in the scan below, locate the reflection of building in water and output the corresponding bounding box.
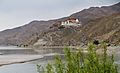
[61,18,81,26]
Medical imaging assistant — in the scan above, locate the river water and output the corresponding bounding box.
[0,56,55,73]
[0,46,65,73]
[0,46,119,73]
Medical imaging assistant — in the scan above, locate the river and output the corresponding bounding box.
[0,46,64,73]
[0,46,119,73]
[0,56,56,73]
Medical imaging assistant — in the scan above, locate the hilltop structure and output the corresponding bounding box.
[61,18,81,26]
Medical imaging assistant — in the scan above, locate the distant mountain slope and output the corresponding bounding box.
[0,20,56,46]
[0,2,120,46]
[38,13,120,46]
[79,13,120,45]
[57,2,120,24]
[70,2,120,24]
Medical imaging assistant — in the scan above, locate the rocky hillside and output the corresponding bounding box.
[57,2,120,24]
[81,13,120,45]
[0,20,56,46]
[0,2,120,46]
[69,2,120,24]
[35,13,120,46]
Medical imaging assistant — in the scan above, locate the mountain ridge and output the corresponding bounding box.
[0,2,120,46]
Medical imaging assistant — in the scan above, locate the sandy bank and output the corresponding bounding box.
[0,55,44,66]
[0,53,62,66]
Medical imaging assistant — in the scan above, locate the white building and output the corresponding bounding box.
[61,18,81,26]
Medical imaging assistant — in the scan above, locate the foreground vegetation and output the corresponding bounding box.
[37,42,118,73]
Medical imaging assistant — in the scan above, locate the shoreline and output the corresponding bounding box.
[0,53,63,67]
[0,55,44,67]
[0,57,43,67]
[0,46,120,67]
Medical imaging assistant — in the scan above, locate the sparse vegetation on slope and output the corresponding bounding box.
[79,13,120,45]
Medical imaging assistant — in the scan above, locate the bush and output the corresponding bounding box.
[37,43,118,73]
[93,40,99,45]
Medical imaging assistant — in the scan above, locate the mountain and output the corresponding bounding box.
[0,20,56,46]
[57,2,120,24]
[74,13,120,45]
[69,2,120,24]
[35,13,120,46]
[0,2,120,46]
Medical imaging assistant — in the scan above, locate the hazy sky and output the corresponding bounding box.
[0,0,119,31]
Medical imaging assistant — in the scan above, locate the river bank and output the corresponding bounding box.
[0,55,43,66]
[0,46,120,73]
[0,46,120,66]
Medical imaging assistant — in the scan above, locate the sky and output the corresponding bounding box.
[0,0,119,31]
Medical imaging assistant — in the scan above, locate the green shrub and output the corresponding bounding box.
[37,43,118,73]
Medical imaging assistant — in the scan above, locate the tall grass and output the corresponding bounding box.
[37,43,118,73]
